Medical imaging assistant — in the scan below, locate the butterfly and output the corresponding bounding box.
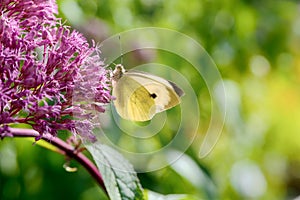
[112,64,184,121]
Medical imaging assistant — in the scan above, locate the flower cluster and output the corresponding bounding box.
[0,0,111,141]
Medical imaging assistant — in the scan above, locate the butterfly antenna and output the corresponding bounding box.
[119,34,123,65]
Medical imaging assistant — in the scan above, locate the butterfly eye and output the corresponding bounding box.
[150,93,157,99]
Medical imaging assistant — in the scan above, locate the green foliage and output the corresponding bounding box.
[0,138,107,200]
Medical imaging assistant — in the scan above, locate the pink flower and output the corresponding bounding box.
[0,0,112,142]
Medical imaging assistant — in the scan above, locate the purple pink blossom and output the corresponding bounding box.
[0,0,112,141]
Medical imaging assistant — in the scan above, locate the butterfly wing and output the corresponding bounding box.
[112,74,157,121]
[112,70,184,121]
[112,65,184,122]
[126,71,184,111]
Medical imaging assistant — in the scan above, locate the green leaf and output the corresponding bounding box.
[85,142,144,200]
[144,190,199,200]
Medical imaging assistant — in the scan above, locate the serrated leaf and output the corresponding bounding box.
[144,190,199,200]
[86,142,144,200]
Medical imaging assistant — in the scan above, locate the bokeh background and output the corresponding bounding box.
[1,0,300,199]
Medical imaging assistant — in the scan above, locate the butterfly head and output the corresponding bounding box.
[112,64,126,82]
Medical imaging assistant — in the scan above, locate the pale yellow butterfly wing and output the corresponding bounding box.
[112,74,156,121]
[125,71,184,113]
[112,64,184,121]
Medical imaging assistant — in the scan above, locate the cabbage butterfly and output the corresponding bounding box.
[112,64,184,121]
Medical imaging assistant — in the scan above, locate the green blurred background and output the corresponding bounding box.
[1,0,300,199]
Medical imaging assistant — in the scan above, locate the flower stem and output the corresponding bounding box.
[6,128,108,196]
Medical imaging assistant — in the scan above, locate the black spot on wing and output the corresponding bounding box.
[150,93,157,99]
